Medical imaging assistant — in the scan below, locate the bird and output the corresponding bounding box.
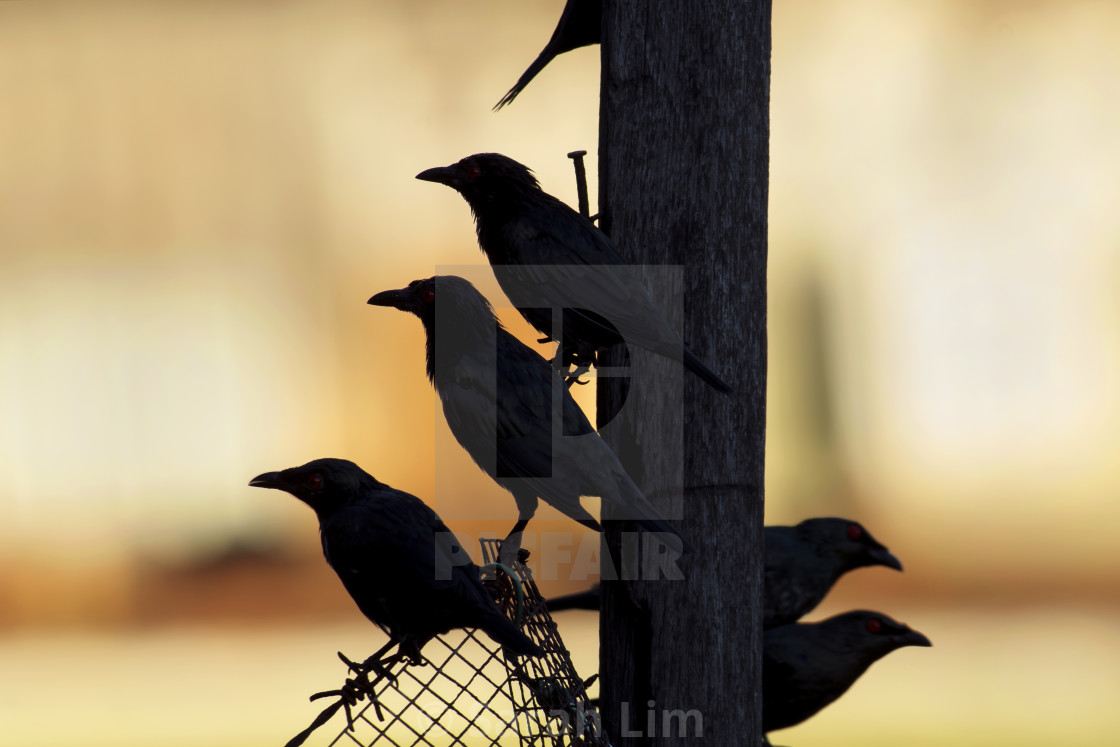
[367,275,688,562]
[248,458,544,663]
[763,610,931,736]
[415,153,733,394]
[763,517,902,629]
[494,0,601,110]
[544,517,901,625]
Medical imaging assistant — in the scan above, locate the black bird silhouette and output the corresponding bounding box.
[494,0,601,109]
[249,458,543,660]
[415,153,733,393]
[763,517,902,629]
[763,610,931,736]
[368,275,688,561]
[545,518,901,623]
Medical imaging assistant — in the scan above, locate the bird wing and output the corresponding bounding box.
[493,210,683,358]
[763,626,851,731]
[438,331,600,526]
[321,492,499,637]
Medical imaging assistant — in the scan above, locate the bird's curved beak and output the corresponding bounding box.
[367,287,411,309]
[870,546,903,572]
[248,471,283,489]
[901,628,933,648]
[416,165,458,187]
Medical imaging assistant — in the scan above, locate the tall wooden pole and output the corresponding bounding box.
[597,0,771,743]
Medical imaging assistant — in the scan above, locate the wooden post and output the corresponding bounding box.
[597,0,771,743]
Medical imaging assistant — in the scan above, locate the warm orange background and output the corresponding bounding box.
[1,1,1118,745]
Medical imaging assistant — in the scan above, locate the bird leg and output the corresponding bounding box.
[499,519,530,569]
[550,335,598,386]
[394,635,430,667]
[356,638,399,672]
[564,361,593,388]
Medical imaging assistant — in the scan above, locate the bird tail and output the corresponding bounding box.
[684,346,733,394]
[494,52,551,110]
[482,613,545,658]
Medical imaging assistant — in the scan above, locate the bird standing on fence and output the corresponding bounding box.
[763,517,902,629]
[494,0,601,109]
[415,153,733,393]
[249,458,543,662]
[763,610,931,736]
[367,275,688,562]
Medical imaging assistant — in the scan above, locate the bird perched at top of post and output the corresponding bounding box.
[494,0,601,110]
[367,275,688,562]
[415,153,733,394]
[763,517,902,629]
[762,610,931,737]
[249,458,544,663]
[545,517,902,624]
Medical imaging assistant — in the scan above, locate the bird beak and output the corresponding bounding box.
[248,471,284,489]
[901,628,933,647]
[416,165,458,187]
[870,546,903,572]
[367,287,411,309]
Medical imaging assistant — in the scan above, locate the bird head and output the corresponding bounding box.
[826,610,933,653]
[798,517,903,573]
[368,276,497,330]
[249,457,375,516]
[368,276,500,383]
[367,277,437,321]
[416,153,540,207]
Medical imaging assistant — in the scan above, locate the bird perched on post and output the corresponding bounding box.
[763,610,931,737]
[494,0,601,110]
[763,517,902,629]
[249,458,543,663]
[415,153,733,394]
[367,275,688,562]
[546,518,902,624]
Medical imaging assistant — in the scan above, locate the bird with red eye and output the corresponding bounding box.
[762,517,904,629]
[367,279,439,321]
[247,458,544,741]
[367,274,690,566]
[762,609,931,739]
[414,152,734,393]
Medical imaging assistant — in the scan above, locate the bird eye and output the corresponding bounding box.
[307,474,323,490]
[847,524,863,540]
[866,618,882,633]
[421,288,435,303]
[466,164,481,180]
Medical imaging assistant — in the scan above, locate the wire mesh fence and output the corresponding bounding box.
[299,539,606,747]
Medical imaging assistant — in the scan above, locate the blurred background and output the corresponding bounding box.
[1,0,1118,745]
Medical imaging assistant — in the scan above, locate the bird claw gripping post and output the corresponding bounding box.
[286,538,610,747]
